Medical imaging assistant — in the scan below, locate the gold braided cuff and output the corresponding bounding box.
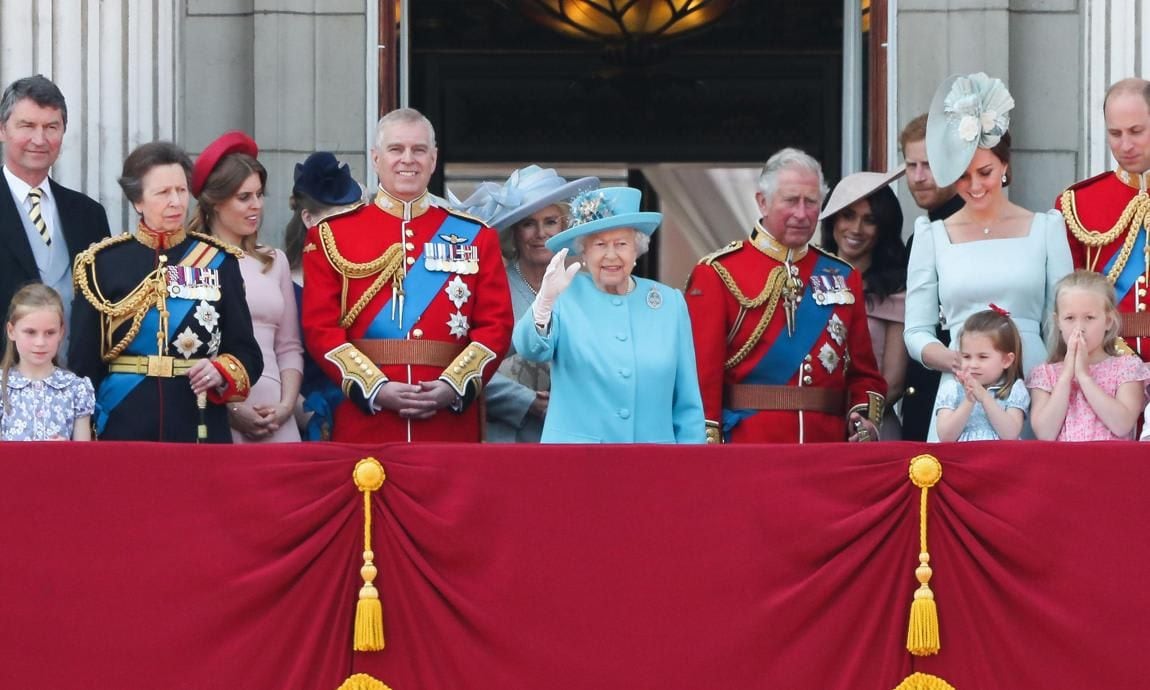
[705,420,723,444]
[325,343,389,402]
[209,354,252,403]
[848,391,885,428]
[439,342,496,397]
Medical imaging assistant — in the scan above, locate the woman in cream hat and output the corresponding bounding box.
[905,72,1072,440]
[819,168,908,439]
[510,187,705,443]
[453,165,597,442]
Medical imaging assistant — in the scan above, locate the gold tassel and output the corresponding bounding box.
[353,457,387,652]
[336,673,394,690]
[891,671,956,690]
[906,454,942,656]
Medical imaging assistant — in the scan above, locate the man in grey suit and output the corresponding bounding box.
[0,75,110,358]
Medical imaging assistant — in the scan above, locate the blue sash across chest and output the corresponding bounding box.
[95,241,227,433]
[365,214,479,338]
[1103,226,1147,303]
[722,253,844,434]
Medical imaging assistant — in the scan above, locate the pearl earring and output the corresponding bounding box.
[1001,174,1007,184]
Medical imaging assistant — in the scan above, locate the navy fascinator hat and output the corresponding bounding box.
[293,152,362,206]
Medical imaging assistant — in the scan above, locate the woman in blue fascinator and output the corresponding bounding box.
[452,166,597,442]
[904,73,1073,440]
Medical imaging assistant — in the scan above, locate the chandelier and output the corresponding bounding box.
[519,0,736,42]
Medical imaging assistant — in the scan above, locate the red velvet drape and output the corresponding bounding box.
[1,441,1147,689]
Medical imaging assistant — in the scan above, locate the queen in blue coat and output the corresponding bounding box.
[511,187,705,443]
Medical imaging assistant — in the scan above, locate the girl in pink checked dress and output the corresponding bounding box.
[1028,271,1150,441]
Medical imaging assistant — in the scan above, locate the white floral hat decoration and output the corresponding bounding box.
[925,72,1016,188]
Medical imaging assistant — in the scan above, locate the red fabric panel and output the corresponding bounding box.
[1,440,1147,689]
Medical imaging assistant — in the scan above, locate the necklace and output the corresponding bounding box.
[514,261,540,296]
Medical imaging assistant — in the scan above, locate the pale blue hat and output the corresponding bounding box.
[545,187,662,255]
[448,165,598,232]
[926,72,1015,188]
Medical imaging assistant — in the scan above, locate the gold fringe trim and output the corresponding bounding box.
[336,673,394,690]
[1060,188,1150,277]
[353,457,387,652]
[906,454,942,656]
[892,672,956,690]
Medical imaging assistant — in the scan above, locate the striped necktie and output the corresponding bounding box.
[27,187,51,246]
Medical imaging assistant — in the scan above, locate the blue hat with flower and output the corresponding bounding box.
[926,72,1015,187]
[544,187,662,255]
[448,165,599,233]
[293,151,363,206]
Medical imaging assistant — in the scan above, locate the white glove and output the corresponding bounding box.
[531,248,581,328]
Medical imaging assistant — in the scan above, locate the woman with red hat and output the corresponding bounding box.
[68,141,262,442]
[189,131,304,443]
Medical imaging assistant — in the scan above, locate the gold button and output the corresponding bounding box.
[906,386,916,396]
[405,242,415,250]
[406,257,415,265]
[802,375,813,385]
[1140,276,1147,284]
[802,363,812,373]
[412,328,424,338]
[405,229,414,237]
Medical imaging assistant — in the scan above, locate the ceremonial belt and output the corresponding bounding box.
[1121,311,1150,338]
[726,384,845,415]
[351,339,464,368]
[107,355,204,377]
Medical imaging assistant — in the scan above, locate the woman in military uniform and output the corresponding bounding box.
[68,141,262,442]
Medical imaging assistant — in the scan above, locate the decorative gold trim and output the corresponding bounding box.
[439,342,496,396]
[133,224,187,249]
[710,264,789,369]
[336,674,394,690]
[704,420,723,444]
[1060,187,1150,276]
[374,188,430,220]
[749,222,807,262]
[188,230,245,258]
[316,222,407,327]
[699,240,741,266]
[325,343,388,399]
[73,238,169,362]
[214,353,251,400]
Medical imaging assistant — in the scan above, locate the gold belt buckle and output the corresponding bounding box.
[146,355,175,378]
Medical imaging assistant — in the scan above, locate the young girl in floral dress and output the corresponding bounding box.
[0,284,94,441]
[1029,271,1150,441]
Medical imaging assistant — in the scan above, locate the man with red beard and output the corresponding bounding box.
[898,114,964,441]
[302,108,513,442]
[684,148,886,443]
[1059,78,1150,360]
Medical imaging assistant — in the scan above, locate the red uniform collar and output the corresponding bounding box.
[134,221,187,250]
[749,221,808,263]
[1115,167,1150,192]
[374,187,432,220]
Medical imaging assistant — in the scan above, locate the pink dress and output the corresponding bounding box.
[1026,355,1150,441]
[233,249,304,443]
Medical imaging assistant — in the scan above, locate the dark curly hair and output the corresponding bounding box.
[819,185,906,305]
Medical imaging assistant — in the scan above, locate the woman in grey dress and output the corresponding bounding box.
[452,166,597,442]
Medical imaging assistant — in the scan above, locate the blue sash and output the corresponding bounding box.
[95,242,227,433]
[364,214,479,338]
[1103,226,1147,303]
[723,253,843,436]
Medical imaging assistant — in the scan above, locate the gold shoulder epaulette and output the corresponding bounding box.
[700,241,742,265]
[443,207,486,226]
[321,201,366,223]
[188,231,245,258]
[812,244,853,267]
[74,232,134,263]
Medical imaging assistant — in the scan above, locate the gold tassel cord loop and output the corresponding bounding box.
[906,454,942,656]
[891,672,956,690]
[352,457,386,652]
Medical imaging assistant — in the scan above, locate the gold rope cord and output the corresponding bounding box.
[318,223,406,328]
[711,263,788,369]
[73,253,169,362]
[1061,189,1150,276]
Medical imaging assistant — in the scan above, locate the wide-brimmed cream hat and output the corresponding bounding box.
[926,72,1015,188]
[449,165,598,232]
[818,168,906,221]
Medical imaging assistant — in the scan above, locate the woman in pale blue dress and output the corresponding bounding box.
[511,187,705,444]
[905,73,1073,440]
[452,166,598,442]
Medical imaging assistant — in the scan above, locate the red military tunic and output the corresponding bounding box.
[1058,168,1150,358]
[684,224,886,443]
[301,188,513,442]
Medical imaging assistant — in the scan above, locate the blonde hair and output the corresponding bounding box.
[2,283,66,411]
[960,309,1023,400]
[1046,270,1122,362]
